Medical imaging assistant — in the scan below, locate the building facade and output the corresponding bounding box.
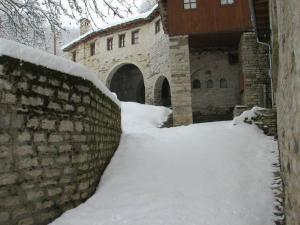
[63,1,270,125]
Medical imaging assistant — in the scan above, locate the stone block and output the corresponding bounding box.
[59,121,74,132]
[18,157,38,169]
[18,132,31,143]
[75,122,83,132]
[26,118,39,129]
[0,146,9,158]
[58,91,69,101]
[64,104,75,111]
[0,79,12,90]
[48,134,63,143]
[41,119,56,130]
[26,190,44,201]
[48,102,62,110]
[71,94,81,103]
[17,218,34,225]
[0,173,18,186]
[16,145,34,156]
[0,212,9,223]
[59,144,72,153]
[11,115,24,129]
[32,85,55,96]
[0,114,10,129]
[18,82,28,90]
[33,133,46,142]
[4,93,16,104]
[21,96,43,106]
[47,187,62,197]
[40,157,55,167]
[0,133,10,144]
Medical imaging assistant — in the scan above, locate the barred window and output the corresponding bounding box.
[107,38,113,51]
[90,42,95,56]
[155,20,161,34]
[193,79,201,89]
[183,0,197,10]
[72,51,76,62]
[220,79,228,88]
[132,30,139,44]
[220,0,234,5]
[207,80,214,88]
[119,34,125,48]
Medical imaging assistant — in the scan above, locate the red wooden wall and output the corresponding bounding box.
[166,0,252,36]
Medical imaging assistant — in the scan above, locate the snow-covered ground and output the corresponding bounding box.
[50,102,279,225]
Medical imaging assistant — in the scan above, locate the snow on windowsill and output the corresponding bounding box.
[0,38,120,106]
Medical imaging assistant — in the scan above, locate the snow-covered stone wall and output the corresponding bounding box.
[0,56,121,225]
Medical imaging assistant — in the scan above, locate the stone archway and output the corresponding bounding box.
[108,64,145,104]
[154,76,172,107]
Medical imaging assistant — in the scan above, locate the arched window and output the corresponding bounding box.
[220,78,228,88]
[207,80,214,88]
[193,79,201,89]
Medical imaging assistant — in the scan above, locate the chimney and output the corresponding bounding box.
[79,18,92,35]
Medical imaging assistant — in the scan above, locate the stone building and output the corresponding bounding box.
[251,0,300,224]
[63,1,270,125]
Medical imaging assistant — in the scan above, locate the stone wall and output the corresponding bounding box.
[0,56,121,225]
[169,35,193,125]
[190,49,240,122]
[239,32,271,108]
[274,0,300,224]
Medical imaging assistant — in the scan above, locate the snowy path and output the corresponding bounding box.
[50,102,279,225]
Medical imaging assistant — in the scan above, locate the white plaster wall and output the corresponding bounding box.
[66,16,170,104]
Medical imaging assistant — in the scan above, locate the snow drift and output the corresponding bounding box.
[50,102,280,225]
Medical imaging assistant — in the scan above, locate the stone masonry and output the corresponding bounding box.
[169,35,193,125]
[273,0,300,224]
[239,32,271,108]
[0,56,121,225]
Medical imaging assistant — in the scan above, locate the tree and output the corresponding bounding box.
[0,0,136,46]
[137,0,157,13]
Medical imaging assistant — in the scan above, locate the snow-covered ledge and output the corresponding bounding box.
[0,39,121,225]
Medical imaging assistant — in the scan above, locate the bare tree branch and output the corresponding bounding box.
[0,0,136,46]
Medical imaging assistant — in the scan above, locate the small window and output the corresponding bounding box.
[220,79,228,88]
[107,38,113,51]
[155,20,161,34]
[90,42,95,56]
[207,80,214,88]
[193,79,201,89]
[119,34,125,48]
[220,0,235,5]
[228,52,239,64]
[72,51,76,62]
[184,0,197,10]
[132,30,139,45]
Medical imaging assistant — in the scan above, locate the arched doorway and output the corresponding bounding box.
[108,64,145,104]
[154,76,172,107]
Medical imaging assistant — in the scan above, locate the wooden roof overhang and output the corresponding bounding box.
[250,0,270,43]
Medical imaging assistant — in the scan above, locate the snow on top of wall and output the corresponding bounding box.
[233,106,265,125]
[61,4,159,51]
[0,38,120,106]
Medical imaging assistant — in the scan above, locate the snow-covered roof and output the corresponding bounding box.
[62,4,159,51]
[0,38,120,106]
